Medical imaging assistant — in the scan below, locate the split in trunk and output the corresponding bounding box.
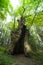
[12,25,26,55]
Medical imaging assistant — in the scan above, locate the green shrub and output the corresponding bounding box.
[0,46,6,53]
[35,51,43,61]
[0,53,15,65]
[0,46,15,65]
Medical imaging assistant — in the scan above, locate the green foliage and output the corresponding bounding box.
[36,51,43,61]
[0,46,6,53]
[0,53,14,65]
[0,46,15,65]
[0,0,13,20]
[14,0,43,27]
[28,24,43,52]
[34,11,43,26]
[0,21,13,46]
[37,26,43,41]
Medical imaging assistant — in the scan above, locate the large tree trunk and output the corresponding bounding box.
[12,25,26,54]
[7,17,32,56]
[7,25,27,54]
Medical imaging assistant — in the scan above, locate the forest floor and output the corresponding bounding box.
[0,46,43,65]
[12,54,43,65]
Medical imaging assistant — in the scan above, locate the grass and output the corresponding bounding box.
[0,46,15,65]
[36,51,43,61]
[34,51,43,65]
[0,46,43,65]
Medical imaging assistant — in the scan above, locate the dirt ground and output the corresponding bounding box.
[12,54,42,65]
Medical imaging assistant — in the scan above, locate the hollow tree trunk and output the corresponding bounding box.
[12,25,26,54]
[7,25,27,54]
[7,16,31,55]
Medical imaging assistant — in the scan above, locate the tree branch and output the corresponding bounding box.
[30,0,41,26]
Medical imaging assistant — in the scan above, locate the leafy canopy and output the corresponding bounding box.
[14,0,43,27]
[0,0,13,20]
